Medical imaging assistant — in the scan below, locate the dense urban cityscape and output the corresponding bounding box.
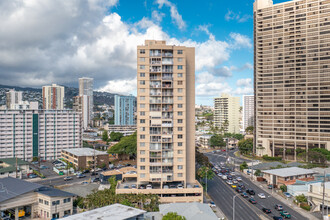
[0,0,330,219]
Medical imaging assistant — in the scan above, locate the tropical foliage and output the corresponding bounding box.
[224,133,244,140]
[109,131,124,141]
[108,132,137,157]
[102,130,109,142]
[197,166,215,181]
[209,134,226,148]
[240,161,248,171]
[238,138,253,155]
[195,150,212,167]
[245,126,254,135]
[162,212,186,220]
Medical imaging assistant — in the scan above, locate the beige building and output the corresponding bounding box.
[0,177,75,220]
[42,84,64,110]
[116,40,203,203]
[73,95,91,130]
[308,182,330,211]
[78,77,93,127]
[254,0,330,159]
[214,93,240,133]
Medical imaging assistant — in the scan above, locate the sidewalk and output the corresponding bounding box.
[204,194,226,220]
[240,171,319,220]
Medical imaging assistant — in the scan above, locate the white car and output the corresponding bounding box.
[236,177,242,181]
[258,193,266,199]
[217,173,223,177]
[222,175,227,180]
[146,184,152,189]
[226,180,233,185]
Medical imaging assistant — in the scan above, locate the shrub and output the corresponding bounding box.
[300,203,311,211]
[280,185,287,192]
[262,155,282,161]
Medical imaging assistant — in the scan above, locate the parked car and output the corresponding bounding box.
[275,204,283,211]
[268,184,273,189]
[280,211,291,219]
[139,185,145,189]
[146,184,152,189]
[123,185,129,189]
[193,185,200,188]
[31,161,39,165]
[82,170,90,174]
[249,197,257,204]
[241,192,249,198]
[262,207,271,214]
[177,184,183,189]
[91,172,98,176]
[40,165,48,169]
[131,184,137,189]
[29,174,38,178]
[81,181,88,185]
[283,192,292,198]
[64,176,73,181]
[209,201,216,207]
[246,189,256,195]
[163,185,169,189]
[77,174,86,178]
[258,193,266,199]
[91,178,100,183]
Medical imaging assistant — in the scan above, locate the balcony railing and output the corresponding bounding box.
[162,92,173,96]
[162,69,173,73]
[162,123,173,127]
[162,84,172,88]
[162,53,173,57]
[150,61,161,65]
[162,76,173,80]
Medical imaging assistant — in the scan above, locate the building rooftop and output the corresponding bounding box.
[62,148,108,157]
[60,203,146,220]
[0,158,29,173]
[263,167,317,178]
[159,202,218,220]
[36,187,76,198]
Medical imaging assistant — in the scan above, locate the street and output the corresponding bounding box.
[206,151,309,220]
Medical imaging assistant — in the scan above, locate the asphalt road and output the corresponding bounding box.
[206,152,309,220]
[35,173,97,186]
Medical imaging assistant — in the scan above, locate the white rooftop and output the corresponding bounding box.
[63,148,108,157]
[60,203,146,220]
[263,167,317,178]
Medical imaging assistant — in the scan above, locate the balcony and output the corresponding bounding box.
[162,83,172,88]
[162,68,173,73]
[162,52,173,57]
[162,92,173,96]
[162,123,173,127]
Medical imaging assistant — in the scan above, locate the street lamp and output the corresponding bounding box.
[233,194,239,220]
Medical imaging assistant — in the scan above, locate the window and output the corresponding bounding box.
[44,200,49,205]
[140,174,145,178]
[178,165,183,170]
[140,127,145,131]
[140,80,145,85]
[64,210,71,215]
[140,150,145,155]
[140,65,145,69]
[178,173,183,177]
[178,73,183,77]
[178,65,183,70]
[178,111,183,115]
[178,50,183,54]
[178,150,183,154]
[178,81,183,85]
[140,73,145,77]
[178,96,183,100]
[178,157,183,162]
[140,111,145,116]
[178,88,183,93]
[52,200,60,206]
[140,49,145,54]
[140,96,145,100]
[140,135,145,139]
[140,88,145,93]
[63,198,71,203]
[178,119,183,123]
[140,166,145,170]
[140,142,145,147]
[140,119,145,123]
[139,57,145,62]
[178,104,183,108]
[140,158,145,162]
[178,58,183,62]
[140,104,145,108]
[178,135,183,139]
[178,127,183,131]
[39,199,43,203]
[178,142,183,146]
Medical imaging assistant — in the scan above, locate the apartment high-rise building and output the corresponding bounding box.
[254,0,330,159]
[73,95,90,129]
[42,84,64,110]
[79,77,94,121]
[214,93,240,133]
[6,89,22,108]
[114,95,136,125]
[116,40,203,203]
[243,95,254,132]
[0,110,82,161]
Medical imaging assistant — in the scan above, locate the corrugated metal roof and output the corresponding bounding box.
[263,167,317,177]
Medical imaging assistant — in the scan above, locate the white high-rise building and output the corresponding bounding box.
[79,77,93,126]
[243,95,254,132]
[0,110,83,161]
[6,89,22,109]
[73,95,90,129]
[42,84,64,110]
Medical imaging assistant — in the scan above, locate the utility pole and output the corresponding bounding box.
[322,170,326,217]
[15,157,18,178]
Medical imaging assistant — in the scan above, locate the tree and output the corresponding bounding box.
[240,161,248,171]
[195,150,212,167]
[280,185,287,192]
[102,130,109,142]
[254,169,261,176]
[108,132,137,158]
[162,212,186,220]
[245,126,254,135]
[238,138,253,155]
[232,133,244,140]
[109,131,124,141]
[197,166,215,181]
[295,194,307,203]
[209,134,226,148]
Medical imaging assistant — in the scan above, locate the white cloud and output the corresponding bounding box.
[152,10,165,23]
[234,78,253,95]
[225,10,252,23]
[236,78,252,87]
[99,78,137,95]
[156,0,186,30]
[230,33,252,49]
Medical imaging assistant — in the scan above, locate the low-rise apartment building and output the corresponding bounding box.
[0,110,83,161]
[0,177,75,220]
[307,182,330,212]
[0,158,31,179]
[61,148,109,170]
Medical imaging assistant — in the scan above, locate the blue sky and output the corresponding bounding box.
[0,0,285,106]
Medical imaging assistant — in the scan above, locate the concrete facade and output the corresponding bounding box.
[254,0,330,159]
[73,95,90,130]
[0,110,82,161]
[243,95,254,132]
[79,77,93,128]
[42,84,64,110]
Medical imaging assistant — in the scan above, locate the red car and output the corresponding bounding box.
[221,149,226,152]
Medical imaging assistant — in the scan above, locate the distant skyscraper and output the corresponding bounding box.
[42,84,64,110]
[214,93,240,133]
[254,0,330,159]
[73,95,90,129]
[6,89,22,109]
[243,95,254,132]
[114,95,136,125]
